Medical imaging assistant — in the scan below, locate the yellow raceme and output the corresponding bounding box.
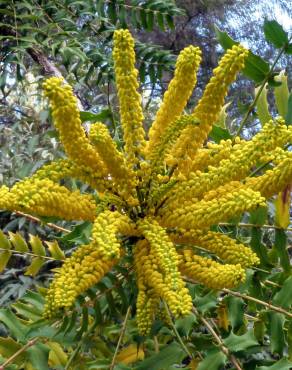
[179,249,246,290]
[171,230,259,268]
[147,45,202,156]
[1,29,292,335]
[0,178,97,221]
[43,78,107,177]
[44,243,116,317]
[170,45,249,169]
[113,29,146,167]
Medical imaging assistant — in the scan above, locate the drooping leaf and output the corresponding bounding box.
[116,344,144,365]
[274,71,289,118]
[255,84,272,125]
[285,92,292,125]
[275,186,291,229]
[263,20,289,48]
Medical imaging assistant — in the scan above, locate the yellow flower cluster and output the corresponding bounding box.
[172,230,259,268]
[113,29,146,167]
[32,159,107,191]
[147,46,202,157]
[136,288,159,336]
[0,178,96,221]
[44,243,116,317]
[170,45,249,168]
[160,187,266,230]
[1,29,291,335]
[179,249,245,290]
[43,78,107,177]
[134,240,192,334]
[91,210,137,259]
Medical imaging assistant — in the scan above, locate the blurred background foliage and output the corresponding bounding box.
[0,0,292,369]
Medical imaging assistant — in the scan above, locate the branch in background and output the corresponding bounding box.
[192,306,243,370]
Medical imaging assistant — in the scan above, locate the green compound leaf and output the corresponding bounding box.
[267,312,286,355]
[273,276,292,309]
[0,309,28,341]
[225,296,245,331]
[285,43,292,54]
[215,26,270,83]
[263,20,289,48]
[197,349,227,370]
[274,229,291,274]
[26,343,50,370]
[223,330,258,352]
[80,109,112,123]
[256,358,292,370]
[135,342,185,370]
[209,125,232,143]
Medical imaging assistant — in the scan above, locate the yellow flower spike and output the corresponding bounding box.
[138,218,180,288]
[171,230,259,268]
[0,186,16,210]
[136,288,159,336]
[89,122,137,200]
[147,45,202,157]
[180,139,234,175]
[150,114,200,171]
[44,243,117,318]
[160,187,266,230]
[4,178,97,221]
[179,249,246,290]
[32,159,108,191]
[167,118,291,205]
[43,77,107,176]
[91,210,138,259]
[113,29,147,167]
[134,240,192,318]
[246,152,292,199]
[170,44,248,167]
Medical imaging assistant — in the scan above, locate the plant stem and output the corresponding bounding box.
[192,307,243,370]
[0,247,57,261]
[222,289,292,318]
[164,302,193,359]
[184,277,292,318]
[235,37,291,136]
[109,306,132,370]
[15,211,70,233]
[0,339,38,370]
